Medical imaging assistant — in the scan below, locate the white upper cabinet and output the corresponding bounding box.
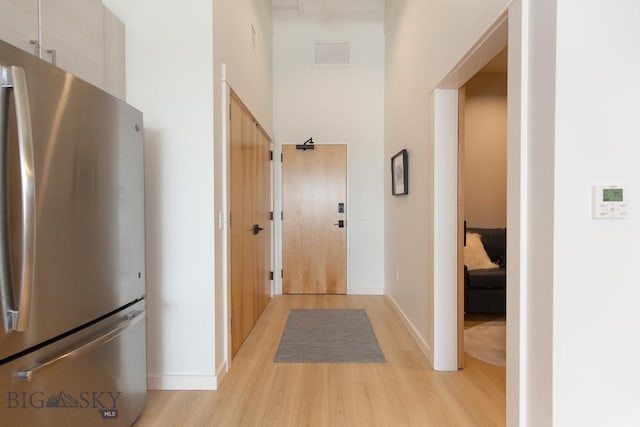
[0,0,124,95]
[39,0,105,87]
[102,7,125,100]
[0,0,39,55]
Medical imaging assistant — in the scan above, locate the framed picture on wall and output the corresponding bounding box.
[391,149,408,196]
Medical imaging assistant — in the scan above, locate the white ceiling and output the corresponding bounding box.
[272,0,385,21]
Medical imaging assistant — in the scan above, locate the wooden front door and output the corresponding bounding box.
[282,144,346,294]
[229,92,271,357]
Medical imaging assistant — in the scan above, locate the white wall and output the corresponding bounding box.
[102,0,216,389]
[464,73,507,229]
[384,0,510,364]
[272,18,385,295]
[515,0,557,422]
[508,1,640,424]
[552,1,640,424]
[213,0,273,375]
[388,1,640,424]
[214,0,273,135]
[102,0,271,390]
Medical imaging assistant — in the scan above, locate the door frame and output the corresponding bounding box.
[432,4,527,424]
[457,85,466,370]
[222,81,275,371]
[431,12,508,372]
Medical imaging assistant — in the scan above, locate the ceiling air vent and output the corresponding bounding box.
[313,41,350,66]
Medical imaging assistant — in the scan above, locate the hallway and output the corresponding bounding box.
[134,296,505,426]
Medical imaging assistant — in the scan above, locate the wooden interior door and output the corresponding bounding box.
[254,121,272,317]
[229,92,271,357]
[282,145,346,294]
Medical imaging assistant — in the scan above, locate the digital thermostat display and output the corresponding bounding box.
[603,188,623,202]
[593,185,628,219]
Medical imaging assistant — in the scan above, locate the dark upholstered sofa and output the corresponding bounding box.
[464,228,506,314]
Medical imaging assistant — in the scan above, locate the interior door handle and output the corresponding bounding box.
[333,220,345,228]
[253,224,264,235]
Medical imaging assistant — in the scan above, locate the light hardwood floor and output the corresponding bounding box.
[134,295,505,426]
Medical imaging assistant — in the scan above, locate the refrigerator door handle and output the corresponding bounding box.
[15,309,145,382]
[0,65,36,332]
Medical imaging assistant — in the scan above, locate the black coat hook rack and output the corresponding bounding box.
[296,137,315,150]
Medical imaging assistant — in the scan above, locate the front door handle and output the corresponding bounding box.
[253,224,264,235]
[333,220,345,228]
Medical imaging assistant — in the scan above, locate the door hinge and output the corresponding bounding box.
[269,211,274,220]
[229,105,231,121]
[281,153,283,162]
[281,269,283,278]
[269,271,274,280]
[281,211,284,220]
[270,150,273,161]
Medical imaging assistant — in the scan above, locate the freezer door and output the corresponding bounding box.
[0,300,146,426]
[0,40,145,359]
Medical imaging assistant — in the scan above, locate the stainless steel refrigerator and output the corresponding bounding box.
[0,40,146,426]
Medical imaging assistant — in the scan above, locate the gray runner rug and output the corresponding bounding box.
[274,309,386,363]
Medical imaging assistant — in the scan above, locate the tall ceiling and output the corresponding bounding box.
[272,0,385,21]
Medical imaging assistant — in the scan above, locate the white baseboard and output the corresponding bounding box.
[348,287,384,295]
[384,294,433,365]
[272,287,384,296]
[215,362,228,388]
[147,374,218,391]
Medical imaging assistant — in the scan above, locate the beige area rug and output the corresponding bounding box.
[464,320,506,367]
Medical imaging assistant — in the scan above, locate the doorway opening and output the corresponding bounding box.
[430,11,508,372]
[459,47,508,369]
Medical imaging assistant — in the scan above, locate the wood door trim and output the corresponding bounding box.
[457,86,466,369]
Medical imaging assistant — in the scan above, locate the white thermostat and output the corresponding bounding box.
[592,185,629,219]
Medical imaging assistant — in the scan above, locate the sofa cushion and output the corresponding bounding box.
[466,268,506,290]
[464,232,499,270]
[467,228,506,264]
